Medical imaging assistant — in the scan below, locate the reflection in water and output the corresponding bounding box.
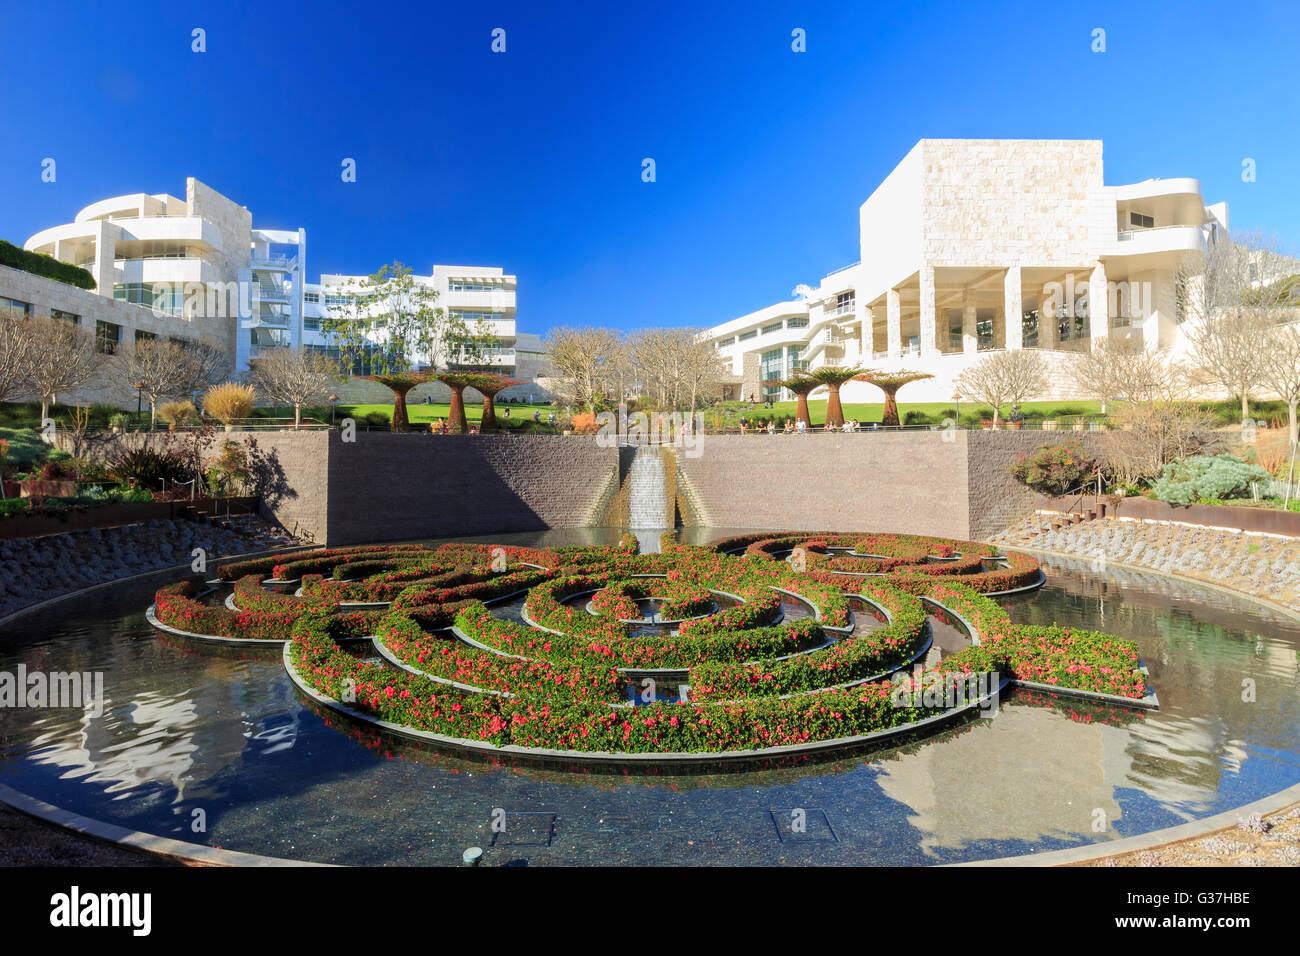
[0,545,1297,864]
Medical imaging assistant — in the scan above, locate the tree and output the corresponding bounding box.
[1179,230,1296,421]
[0,313,36,405]
[953,350,1047,427]
[1073,338,1143,414]
[545,326,622,410]
[471,374,524,431]
[365,371,437,432]
[321,262,470,374]
[771,375,820,427]
[176,341,232,397]
[855,370,934,427]
[795,367,862,429]
[1258,323,1300,446]
[248,347,341,428]
[1102,359,1215,486]
[434,371,517,433]
[25,315,105,423]
[116,338,198,427]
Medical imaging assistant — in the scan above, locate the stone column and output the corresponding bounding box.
[1004,265,1023,350]
[886,287,901,360]
[919,264,938,358]
[861,305,874,361]
[92,220,118,297]
[1089,262,1109,346]
[962,287,977,354]
[1039,279,1057,350]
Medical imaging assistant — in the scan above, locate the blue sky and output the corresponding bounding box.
[2,0,1298,337]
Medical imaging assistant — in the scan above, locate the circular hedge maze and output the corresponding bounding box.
[146,532,1155,765]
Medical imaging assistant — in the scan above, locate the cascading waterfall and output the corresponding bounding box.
[627,446,669,530]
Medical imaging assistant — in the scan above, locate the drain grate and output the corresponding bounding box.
[769,808,838,843]
[489,811,558,848]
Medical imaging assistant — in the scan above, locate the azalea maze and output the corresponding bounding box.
[146,532,1155,763]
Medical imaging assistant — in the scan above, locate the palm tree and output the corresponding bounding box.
[794,366,862,429]
[854,370,934,427]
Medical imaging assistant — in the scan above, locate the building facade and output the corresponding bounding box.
[14,178,544,406]
[706,139,1230,404]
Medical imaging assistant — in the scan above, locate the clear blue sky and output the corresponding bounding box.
[2,1,1297,337]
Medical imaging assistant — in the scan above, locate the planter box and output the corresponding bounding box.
[1036,493,1300,537]
[1041,420,1058,431]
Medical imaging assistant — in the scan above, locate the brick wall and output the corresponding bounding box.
[965,430,1106,539]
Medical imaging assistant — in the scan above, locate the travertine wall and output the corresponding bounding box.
[0,263,233,408]
[921,140,1103,268]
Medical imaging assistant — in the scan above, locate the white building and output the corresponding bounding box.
[20,179,544,400]
[705,139,1232,404]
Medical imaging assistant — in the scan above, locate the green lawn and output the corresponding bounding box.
[335,401,559,429]
[703,399,1106,427]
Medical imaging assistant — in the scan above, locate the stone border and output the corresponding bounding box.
[960,779,1300,868]
[0,783,330,868]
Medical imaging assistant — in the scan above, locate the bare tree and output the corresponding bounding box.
[1259,323,1300,446]
[176,341,233,397]
[25,315,105,423]
[248,347,341,427]
[544,326,622,410]
[1179,230,1298,421]
[1073,338,1136,414]
[0,314,37,405]
[953,349,1048,426]
[1103,360,1215,487]
[117,337,201,426]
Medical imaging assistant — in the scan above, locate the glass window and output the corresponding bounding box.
[1,297,31,320]
[761,322,782,335]
[51,308,79,324]
[738,329,757,341]
[135,329,156,342]
[96,320,121,354]
[786,317,808,329]
[250,328,289,348]
[1021,309,1039,348]
[304,292,320,303]
[304,318,321,331]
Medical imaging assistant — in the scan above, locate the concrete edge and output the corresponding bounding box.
[0,783,332,867]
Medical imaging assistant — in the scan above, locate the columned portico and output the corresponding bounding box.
[886,287,901,359]
[1003,265,1023,351]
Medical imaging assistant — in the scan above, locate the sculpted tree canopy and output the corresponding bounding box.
[953,350,1047,427]
[855,370,934,427]
[770,375,821,427]
[792,367,862,429]
[364,370,437,432]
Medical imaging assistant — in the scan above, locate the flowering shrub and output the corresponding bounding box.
[152,530,1147,756]
[1009,441,1097,497]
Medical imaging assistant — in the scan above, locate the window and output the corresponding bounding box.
[325,294,351,306]
[976,313,995,350]
[448,280,503,292]
[114,283,153,306]
[761,322,782,335]
[1129,212,1154,229]
[250,328,289,348]
[786,317,808,329]
[96,320,122,354]
[761,348,784,399]
[1,297,31,321]
[135,329,157,342]
[449,309,505,324]
[1021,309,1039,348]
[304,318,320,331]
[738,329,757,341]
[304,292,320,304]
[51,308,79,324]
[787,345,808,372]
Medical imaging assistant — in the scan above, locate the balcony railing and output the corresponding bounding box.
[825,302,855,318]
[1117,223,1205,241]
[251,254,298,271]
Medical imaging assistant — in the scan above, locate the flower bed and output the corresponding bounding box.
[153,529,1148,758]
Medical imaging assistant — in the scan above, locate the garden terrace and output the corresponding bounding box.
[146,534,1152,761]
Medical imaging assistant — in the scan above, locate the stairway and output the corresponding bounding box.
[627,446,669,530]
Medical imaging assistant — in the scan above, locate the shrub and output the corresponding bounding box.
[1009,441,1097,497]
[363,411,389,427]
[158,401,197,427]
[0,239,96,289]
[570,411,599,433]
[109,413,131,430]
[202,382,255,422]
[109,447,191,488]
[1151,454,1273,505]
[903,410,932,426]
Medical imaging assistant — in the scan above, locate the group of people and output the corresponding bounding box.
[738,417,868,434]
